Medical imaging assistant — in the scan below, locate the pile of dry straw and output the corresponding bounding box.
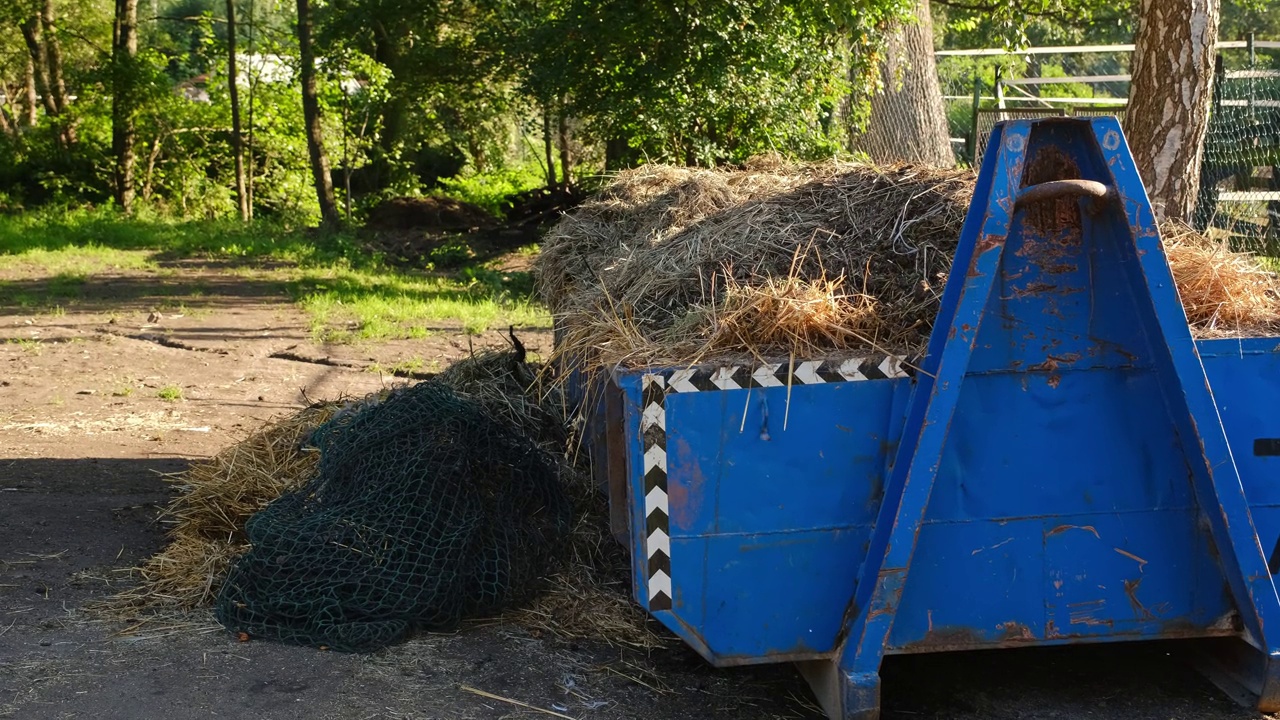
[106,350,666,649]
[536,159,1280,375]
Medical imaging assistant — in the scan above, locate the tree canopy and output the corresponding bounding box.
[0,0,1273,221]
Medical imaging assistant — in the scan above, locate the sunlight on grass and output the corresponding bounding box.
[0,246,155,275]
[295,266,549,343]
[0,210,550,342]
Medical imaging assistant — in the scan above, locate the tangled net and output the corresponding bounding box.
[213,379,572,652]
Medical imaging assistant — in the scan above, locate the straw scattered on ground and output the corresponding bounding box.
[103,400,349,616]
[102,349,667,649]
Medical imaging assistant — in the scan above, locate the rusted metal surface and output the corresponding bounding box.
[1014,178,1113,211]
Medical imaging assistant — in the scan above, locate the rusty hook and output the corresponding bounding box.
[1014,179,1115,213]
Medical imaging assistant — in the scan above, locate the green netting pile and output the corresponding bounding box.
[213,378,572,652]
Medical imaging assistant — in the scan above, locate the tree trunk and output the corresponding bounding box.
[542,105,557,190]
[40,0,75,145]
[112,0,139,213]
[297,0,340,228]
[226,0,249,221]
[1123,0,1220,221]
[23,56,39,126]
[558,105,571,188]
[372,25,408,189]
[20,19,58,118]
[849,0,954,168]
[0,96,14,139]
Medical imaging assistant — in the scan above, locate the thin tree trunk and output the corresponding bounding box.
[297,0,340,228]
[143,131,165,200]
[542,105,556,190]
[245,0,255,218]
[23,56,39,126]
[0,97,14,139]
[557,104,571,188]
[112,0,139,213]
[42,2,69,116]
[850,0,953,167]
[1123,0,1220,221]
[38,0,76,145]
[226,0,249,221]
[371,25,408,189]
[20,19,58,117]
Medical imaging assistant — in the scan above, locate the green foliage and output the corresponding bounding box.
[436,162,546,217]
[426,239,476,270]
[494,0,895,165]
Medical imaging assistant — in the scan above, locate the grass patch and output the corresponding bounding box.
[9,338,42,355]
[0,207,375,269]
[292,266,548,343]
[157,385,183,401]
[436,162,546,218]
[0,209,551,342]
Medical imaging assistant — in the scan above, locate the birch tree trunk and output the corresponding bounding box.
[1123,0,1220,221]
[23,57,39,126]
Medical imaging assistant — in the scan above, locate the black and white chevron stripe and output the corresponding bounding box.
[640,373,672,611]
[636,354,912,613]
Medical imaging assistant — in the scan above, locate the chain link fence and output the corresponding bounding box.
[934,41,1280,249]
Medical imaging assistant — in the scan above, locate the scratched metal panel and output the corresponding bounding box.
[926,371,1191,523]
[663,380,901,537]
[614,368,908,664]
[1198,338,1280,579]
[671,529,870,661]
[877,119,1241,658]
[889,520,1047,650]
[1200,338,1280,508]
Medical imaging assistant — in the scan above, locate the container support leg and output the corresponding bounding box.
[825,122,1030,720]
[1090,118,1280,709]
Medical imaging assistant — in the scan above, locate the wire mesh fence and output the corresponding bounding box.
[1194,43,1280,251]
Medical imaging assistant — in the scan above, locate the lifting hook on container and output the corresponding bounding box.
[1013,179,1115,213]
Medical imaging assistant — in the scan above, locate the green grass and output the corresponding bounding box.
[0,207,377,269]
[157,385,183,401]
[0,208,550,343]
[9,338,41,355]
[294,266,548,342]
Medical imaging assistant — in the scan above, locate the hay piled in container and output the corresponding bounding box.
[537,161,1280,377]
[537,161,975,372]
[1162,220,1280,336]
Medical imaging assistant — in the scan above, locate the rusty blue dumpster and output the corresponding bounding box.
[574,116,1280,719]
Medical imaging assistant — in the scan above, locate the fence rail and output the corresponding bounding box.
[944,38,1280,246]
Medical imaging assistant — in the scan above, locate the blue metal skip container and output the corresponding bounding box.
[572,117,1280,720]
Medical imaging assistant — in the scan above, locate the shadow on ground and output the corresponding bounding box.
[0,457,1269,720]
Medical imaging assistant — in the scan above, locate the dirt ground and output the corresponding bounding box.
[0,258,1276,720]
